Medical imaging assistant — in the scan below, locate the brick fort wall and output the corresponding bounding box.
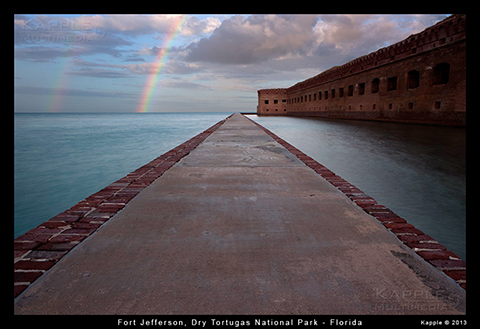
[257,14,466,126]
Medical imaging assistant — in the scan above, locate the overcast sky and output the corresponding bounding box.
[14,14,449,113]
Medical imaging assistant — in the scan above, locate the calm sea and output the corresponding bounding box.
[15,113,466,260]
[14,112,231,238]
[248,115,466,260]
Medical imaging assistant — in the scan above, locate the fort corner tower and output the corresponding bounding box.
[256,14,466,126]
[257,88,288,115]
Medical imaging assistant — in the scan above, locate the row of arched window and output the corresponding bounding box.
[287,62,450,105]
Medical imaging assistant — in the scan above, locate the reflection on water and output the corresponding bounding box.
[250,115,466,260]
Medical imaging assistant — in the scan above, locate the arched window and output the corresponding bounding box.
[407,70,420,89]
[432,63,450,85]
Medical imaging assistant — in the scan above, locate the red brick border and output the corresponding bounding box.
[14,116,229,299]
[244,114,466,290]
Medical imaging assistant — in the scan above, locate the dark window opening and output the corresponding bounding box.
[358,82,365,95]
[371,78,379,93]
[264,100,269,104]
[407,70,420,89]
[324,91,328,99]
[331,89,335,98]
[339,88,344,97]
[348,85,354,96]
[274,99,278,104]
[432,63,450,85]
[408,102,414,109]
[387,77,397,91]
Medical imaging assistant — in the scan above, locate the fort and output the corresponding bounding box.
[257,14,466,126]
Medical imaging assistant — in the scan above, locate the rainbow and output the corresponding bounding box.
[136,14,187,113]
[49,53,74,112]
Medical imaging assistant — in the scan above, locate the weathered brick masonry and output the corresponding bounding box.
[257,14,466,126]
[244,115,466,290]
[14,117,230,299]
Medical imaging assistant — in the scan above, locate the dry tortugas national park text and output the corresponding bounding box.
[257,14,466,126]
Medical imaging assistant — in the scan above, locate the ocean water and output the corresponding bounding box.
[14,112,231,238]
[249,115,466,260]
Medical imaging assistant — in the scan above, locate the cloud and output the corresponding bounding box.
[62,58,202,78]
[311,14,449,68]
[75,14,184,36]
[66,59,152,77]
[137,46,163,56]
[181,16,222,36]
[67,67,131,79]
[185,15,319,64]
[159,80,212,90]
[15,85,135,98]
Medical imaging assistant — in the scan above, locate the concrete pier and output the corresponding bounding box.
[14,113,465,314]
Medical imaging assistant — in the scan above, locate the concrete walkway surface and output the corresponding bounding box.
[14,113,465,314]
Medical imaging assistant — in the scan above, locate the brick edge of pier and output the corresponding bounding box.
[244,114,466,291]
[14,115,232,299]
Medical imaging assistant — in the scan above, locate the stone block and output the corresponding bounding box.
[14,249,30,260]
[406,242,447,251]
[442,270,466,281]
[49,234,87,243]
[71,222,102,230]
[375,216,406,223]
[37,242,78,251]
[40,221,69,229]
[416,250,461,260]
[49,212,81,222]
[79,216,110,224]
[397,234,436,244]
[14,240,40,250]
[390,227,424,235]
[27,250,68,261]
[14,271,43,284]
[383,223,415,229]
[14,285,28,298]
[15,233,51,244]
[14,260,55,271]
[61,227,97,235]
[429,259,466,269]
